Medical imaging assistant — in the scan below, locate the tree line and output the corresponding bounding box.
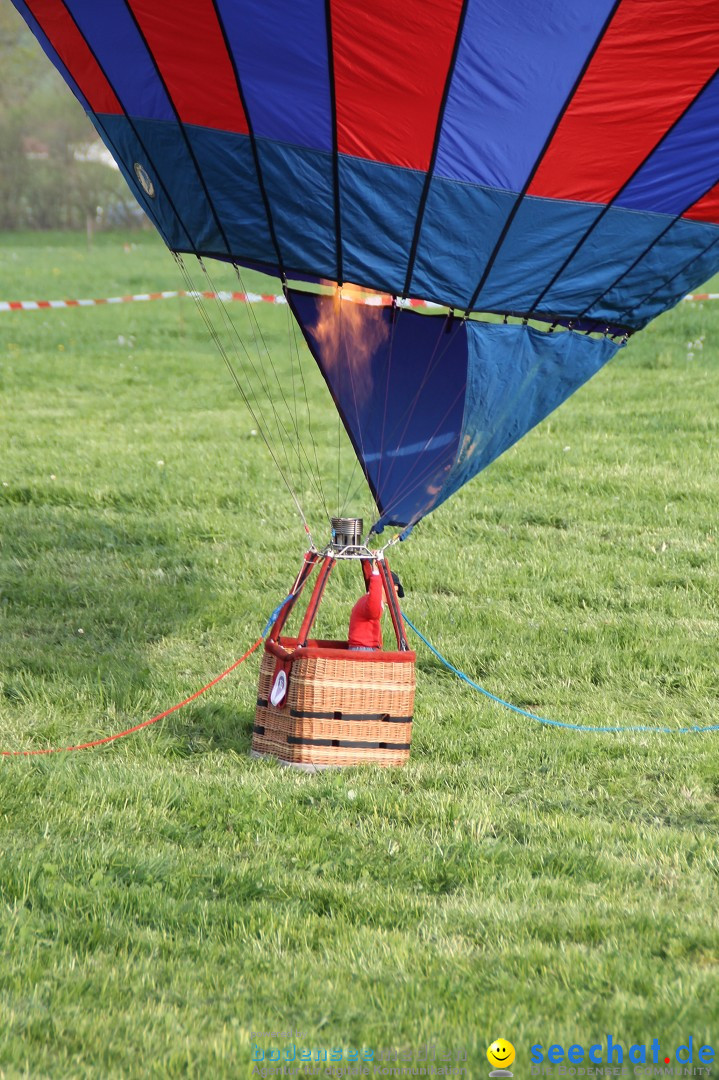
[0,6,142,231]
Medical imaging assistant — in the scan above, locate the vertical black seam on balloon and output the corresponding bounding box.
[56,0,196,252]
[401,0,470,300]
[324,0,343,285]
[377,314,464,501]
[462,0,625,316]
[576,172,719,322]
[373,304,400,504]
[528,66,719,319]
[209,0,286,278]
[286,290,382,512]
[121,0,233,258]
[618,231,719,325]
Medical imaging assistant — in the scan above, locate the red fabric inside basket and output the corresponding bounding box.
[265,637,416,664]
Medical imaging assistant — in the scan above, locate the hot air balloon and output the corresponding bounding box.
[12,0,719,766]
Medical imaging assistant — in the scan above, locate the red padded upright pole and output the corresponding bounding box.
[268,550,320,643]
[379,558,409,651]
[297,554,336,646]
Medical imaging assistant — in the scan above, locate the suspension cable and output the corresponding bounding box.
[173,254,311,538]
[284,292,332,525]
[231,262,320,494]
[195,256,298,491]
[221,260,335,525]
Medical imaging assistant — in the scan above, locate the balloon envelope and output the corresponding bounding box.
[13,0,719,528]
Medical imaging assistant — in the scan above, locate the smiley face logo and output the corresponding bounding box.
[487,1039,516,1072]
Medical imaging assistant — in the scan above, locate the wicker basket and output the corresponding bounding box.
[252,637,416,768]
[251,551,415,769]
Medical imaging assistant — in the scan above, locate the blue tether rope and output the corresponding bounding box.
[261,594,295,638]
[402,613,719,735]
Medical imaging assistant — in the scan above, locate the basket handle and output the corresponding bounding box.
[264,638,295,662]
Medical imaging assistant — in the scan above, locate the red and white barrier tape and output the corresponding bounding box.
[0,290,439,313]
[0,288,711,314]
[0,289,284,313]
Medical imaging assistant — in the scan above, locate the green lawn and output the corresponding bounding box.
[1,230,718,1077]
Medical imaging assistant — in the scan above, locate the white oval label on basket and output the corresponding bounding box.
[270,669,288,708]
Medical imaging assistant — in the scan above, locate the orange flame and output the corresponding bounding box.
[312,282,390,408]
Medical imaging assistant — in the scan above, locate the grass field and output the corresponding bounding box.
[1,230,718,1077]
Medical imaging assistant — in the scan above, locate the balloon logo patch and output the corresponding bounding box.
[270,669,288,708]
[133,162,155,198]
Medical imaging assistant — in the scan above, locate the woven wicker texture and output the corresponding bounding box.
[253,641,415,767]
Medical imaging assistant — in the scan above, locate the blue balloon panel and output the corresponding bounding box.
[290,291,623,531]
[288,291,468,529]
